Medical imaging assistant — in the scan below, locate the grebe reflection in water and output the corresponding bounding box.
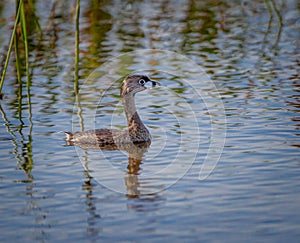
[65,74,160,195]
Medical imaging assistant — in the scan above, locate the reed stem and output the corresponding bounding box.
[0,0,23,94]
[74,0,84,132]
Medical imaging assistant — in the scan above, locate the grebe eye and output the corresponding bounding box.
[139,79,146,85]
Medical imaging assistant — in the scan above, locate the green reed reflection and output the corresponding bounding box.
[0,0,38,180]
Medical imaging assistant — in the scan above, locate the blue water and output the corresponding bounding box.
[0,0,299,242]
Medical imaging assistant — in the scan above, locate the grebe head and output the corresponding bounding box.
[121,74,159,97]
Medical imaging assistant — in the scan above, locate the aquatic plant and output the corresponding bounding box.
[0,0,41,98]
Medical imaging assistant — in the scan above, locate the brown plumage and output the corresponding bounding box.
[65,74,159,148]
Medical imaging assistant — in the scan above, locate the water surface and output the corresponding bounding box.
[0,0,299,242]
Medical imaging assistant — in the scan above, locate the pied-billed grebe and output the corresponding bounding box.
[65,74,159,146]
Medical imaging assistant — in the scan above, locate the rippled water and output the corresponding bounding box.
[0,0,299,242]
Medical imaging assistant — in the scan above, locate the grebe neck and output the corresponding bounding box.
[122,95,147,131]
